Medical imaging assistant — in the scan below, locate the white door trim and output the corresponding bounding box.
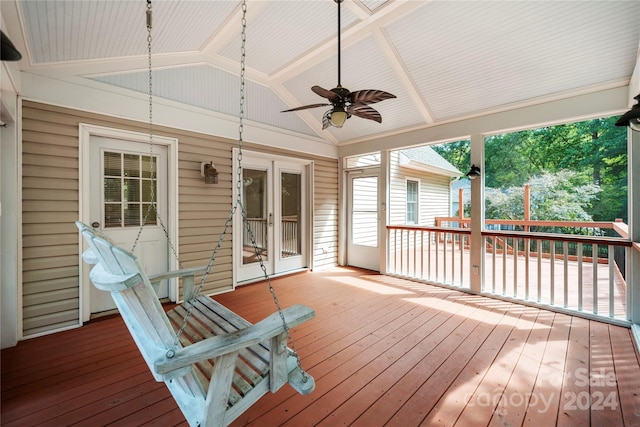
[78,123,179,322]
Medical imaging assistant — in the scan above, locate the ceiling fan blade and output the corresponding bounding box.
[322,110,332,130]
[281,103,330,112]
[347,103,383,123]
[349,89,396,105]
[312,85,341,101]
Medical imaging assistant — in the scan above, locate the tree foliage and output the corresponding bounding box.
[485,171,601,221]
[431,116,627,222]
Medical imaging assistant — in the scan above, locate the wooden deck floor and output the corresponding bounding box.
[2,267,640,426]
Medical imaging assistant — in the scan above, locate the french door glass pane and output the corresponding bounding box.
[281,172,301,258]
[243,168,268,265]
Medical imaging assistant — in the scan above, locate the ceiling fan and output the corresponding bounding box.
[282,0,396,129]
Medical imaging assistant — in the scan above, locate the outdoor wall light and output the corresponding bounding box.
[201,161,219,184]
[615,94,640,131]
[466,164,481,180]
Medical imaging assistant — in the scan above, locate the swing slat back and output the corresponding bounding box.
[77,221,315,426]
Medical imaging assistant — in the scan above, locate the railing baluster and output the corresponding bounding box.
[592,243,598,314]
[405,229,410,276]
[460,234,465,287]
[451,231,456,285]
[550,241,556,306]
[443,232,448,283]
[578,242,583,311]
[502,238,507,295]
[608,245,614,318]
[435,231,440,281]
[513,237,518,298]
[563,242,569,309]
[491,237,496,293]
[427,230,432,281]
[537,239,542,303]
[525,237,530,300]
[419,230,422,279]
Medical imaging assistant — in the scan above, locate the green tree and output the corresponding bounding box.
[433,116,627,223]
[483,170,601,232]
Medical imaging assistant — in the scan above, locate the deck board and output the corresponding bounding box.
[2,266,639,427]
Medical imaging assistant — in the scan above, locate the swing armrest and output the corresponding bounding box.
[148,266,208,283]
[148,266,208,301]
[154,304,315,375]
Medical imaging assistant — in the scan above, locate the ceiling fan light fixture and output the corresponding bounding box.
[615,94,640,131]
[330,107,348,128]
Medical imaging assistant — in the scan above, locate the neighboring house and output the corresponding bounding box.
[390,147,461,226]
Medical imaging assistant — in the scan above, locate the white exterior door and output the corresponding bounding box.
[234,151,308,284]
[87,135,169,314]
[347,170,380,271]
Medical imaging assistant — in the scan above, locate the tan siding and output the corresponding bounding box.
[22,102,81,337]
[311,157,339,268]
[21,100,339,338]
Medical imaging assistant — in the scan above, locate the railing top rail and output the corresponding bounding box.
[434,216,622,229]
[387,225,471,235]
[482,229,632,247]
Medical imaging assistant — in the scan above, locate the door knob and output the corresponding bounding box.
[91,222,100,229]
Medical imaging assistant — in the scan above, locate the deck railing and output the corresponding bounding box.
[244,217,300,257]
[387,221,632,324]
[388,226,471,287]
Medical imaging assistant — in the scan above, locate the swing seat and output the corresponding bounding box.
[76,221,315,427]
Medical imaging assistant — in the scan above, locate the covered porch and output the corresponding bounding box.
[3,266,639,426]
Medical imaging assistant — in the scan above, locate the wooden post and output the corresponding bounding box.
[524,184,530,232]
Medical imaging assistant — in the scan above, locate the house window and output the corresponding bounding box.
[406,180,418,224]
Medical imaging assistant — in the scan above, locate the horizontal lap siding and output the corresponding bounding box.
[20,101,338,337]
[310,160,339,269]
[22,103,81,337]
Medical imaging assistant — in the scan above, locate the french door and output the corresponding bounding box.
[347,169,380,271]
[234,151,308,284]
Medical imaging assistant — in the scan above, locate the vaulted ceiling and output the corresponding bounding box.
[3,0,640,146]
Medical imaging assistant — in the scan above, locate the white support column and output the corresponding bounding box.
[1,93,20,348]
[628,129,640,326]
[469,134,484,293]
[379,150,389,274]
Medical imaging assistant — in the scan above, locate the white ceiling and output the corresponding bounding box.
[3,0,640,146]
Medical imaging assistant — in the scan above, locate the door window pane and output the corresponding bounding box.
[352,176,378,247]
[281,172,301,258]
[103,151,158,228]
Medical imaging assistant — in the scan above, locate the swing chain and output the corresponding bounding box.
[130,0,182,268]
[167,0,309,384]
[240,209,306,380]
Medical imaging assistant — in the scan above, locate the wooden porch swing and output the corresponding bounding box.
[77,2,315,426]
